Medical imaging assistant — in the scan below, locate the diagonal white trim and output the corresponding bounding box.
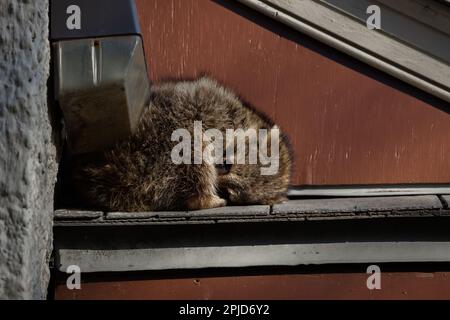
[237,0,450,102]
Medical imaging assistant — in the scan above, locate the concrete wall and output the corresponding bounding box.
[0,0,57,299]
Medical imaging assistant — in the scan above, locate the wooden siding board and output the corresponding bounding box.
[136,0,450,186]
[53,270,450,300]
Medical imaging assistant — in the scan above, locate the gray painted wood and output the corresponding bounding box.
[106,211,188,220]
[54,206,450,272]
[265,0,450,87]
[106,205,270,220]
[273,195,443,215]
[187,205,270,216]
[57,241,450,272]
[289,185,450,197]
[238,0,450,101]
[55,195,446,226]
[54,210,103,220]
[322,0,450,63]
[376,0,450,36]
[441,195,450,208]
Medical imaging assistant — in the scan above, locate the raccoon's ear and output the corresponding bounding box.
[259,125,279,146]
[216,159,233,175]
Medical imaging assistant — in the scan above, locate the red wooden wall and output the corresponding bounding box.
[136,0,450,186]
[54,268,450,300]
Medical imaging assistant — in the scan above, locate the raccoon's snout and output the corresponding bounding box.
[215,162,233,175]
[217,187,230,201]
[216,162,234,201]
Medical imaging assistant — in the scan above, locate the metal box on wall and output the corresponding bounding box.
[51,0,150,154]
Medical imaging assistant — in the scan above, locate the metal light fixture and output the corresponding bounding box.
[51,0,150,154]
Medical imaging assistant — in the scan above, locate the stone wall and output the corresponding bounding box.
[0,0,57,299]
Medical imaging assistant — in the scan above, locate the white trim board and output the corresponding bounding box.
[288,185,450,197]
[57,242,450,272]
[237,0,450,102]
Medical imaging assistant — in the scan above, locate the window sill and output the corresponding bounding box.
[54,195,448,226]
[53,195,450,273]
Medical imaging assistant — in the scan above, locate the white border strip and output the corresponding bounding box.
[288,186,450,197]
[58,242,450,272]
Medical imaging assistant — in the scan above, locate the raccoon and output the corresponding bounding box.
[71,77,293,212]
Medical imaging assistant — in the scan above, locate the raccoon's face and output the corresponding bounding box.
[214,124,291,206]
[215,151,291,206]
[215,163,256,204]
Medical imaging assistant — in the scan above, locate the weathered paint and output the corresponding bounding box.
[136,0,450,186]
[54,268,450,300]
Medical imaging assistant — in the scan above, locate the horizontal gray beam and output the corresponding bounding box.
[54,216,450,273]
[106,205,270,220]
[54,210,103,220]
[274,195,442,215]
[54,195,448,226]
[53,196,450,272]
[288,186,450,197]
[57,241,450,273]
[441,195,450,208]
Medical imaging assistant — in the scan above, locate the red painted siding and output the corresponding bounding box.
[136,0,450,186]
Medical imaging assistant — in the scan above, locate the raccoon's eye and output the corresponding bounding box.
[215,162,233,175]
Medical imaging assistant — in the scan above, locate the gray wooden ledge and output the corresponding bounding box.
[106,205,270,220]
[440,195,450,208]
[54,210,103,220]
[53,195,450,272]
[54,195,449,226]
[273,195,442,215]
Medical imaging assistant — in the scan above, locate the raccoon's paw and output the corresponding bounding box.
[264,195,289,205]
[187,194,227,210]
